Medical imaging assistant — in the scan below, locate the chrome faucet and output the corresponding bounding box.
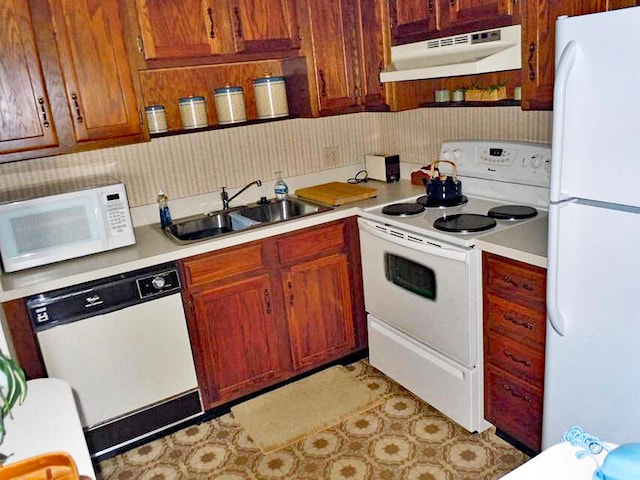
[220,180,262,210]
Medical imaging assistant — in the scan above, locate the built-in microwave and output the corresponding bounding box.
[0,182,136,273]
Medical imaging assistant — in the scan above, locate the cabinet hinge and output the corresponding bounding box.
[136,35,144,54]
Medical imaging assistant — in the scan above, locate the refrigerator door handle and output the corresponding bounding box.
[547,202,570,336]
[550,40,579,203]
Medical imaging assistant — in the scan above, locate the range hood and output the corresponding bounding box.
[380,25,521,82]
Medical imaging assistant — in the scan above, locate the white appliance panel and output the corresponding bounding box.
[37,294,198,427]
[552,7,640,207]
[543,200,640,447]
[359,219,476,367]
[367,316,479,432]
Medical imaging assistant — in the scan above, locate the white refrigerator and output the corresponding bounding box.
[543,6,640,449]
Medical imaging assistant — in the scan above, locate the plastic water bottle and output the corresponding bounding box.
[157,189,172,228]
[274,171,289,200]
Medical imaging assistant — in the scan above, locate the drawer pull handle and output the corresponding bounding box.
[503,313,534,330]
[264,289,271,314]
[319,70,327,98]
[428,0,434,12]
[503,349,533,368]
[207,7,215,39]
[502,275,534,291]
[528,42,537,81]
[70,92,83,124]
[233,6,243,38]
[287,281,294,306]
[502,383,533,403]
[38,97,50,128]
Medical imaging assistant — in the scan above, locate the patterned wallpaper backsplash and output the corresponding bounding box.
[0,108,552,207]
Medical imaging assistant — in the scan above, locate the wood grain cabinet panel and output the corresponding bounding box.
[438,0,519,32]
[284,252,355,370]
[483,252,546,453]
[180,218,366,410]
[521,0,638,110]
[136,0,298,60]
[299,0,388,116]
[0,0,59,155]
[389,0,439,45]
[48,0,142,142]
[189,273,288,404]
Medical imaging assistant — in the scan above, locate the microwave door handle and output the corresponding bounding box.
[358,219,469,263]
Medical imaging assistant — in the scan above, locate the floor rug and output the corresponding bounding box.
[230,365,382,454]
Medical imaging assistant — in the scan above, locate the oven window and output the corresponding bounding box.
[384,252,436,300]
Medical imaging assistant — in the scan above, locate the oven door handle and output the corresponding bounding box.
[358,218,470,263]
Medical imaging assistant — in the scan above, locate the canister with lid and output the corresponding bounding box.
[252,74,289,119]
[214,85,247,124]
[145,104,168,134]
[178,95,208,129]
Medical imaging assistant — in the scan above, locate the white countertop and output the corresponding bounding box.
[2,378,95,479]
[0,181,424,302]
[0,180,549,301]
[477,215,548,268]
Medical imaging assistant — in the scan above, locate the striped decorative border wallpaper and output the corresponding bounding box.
[0,108,551,207]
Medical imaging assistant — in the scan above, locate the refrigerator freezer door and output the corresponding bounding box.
[543,200,640,448]
[551,7,640,207]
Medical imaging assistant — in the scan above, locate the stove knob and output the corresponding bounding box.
[544,159,551,174]
[151,275,166,290]
[452,148,462,161]
[441,149,451,160]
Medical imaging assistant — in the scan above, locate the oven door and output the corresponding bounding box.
[358,217,478,367]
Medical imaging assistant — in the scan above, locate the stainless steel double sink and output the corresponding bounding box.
[164,197,333,244]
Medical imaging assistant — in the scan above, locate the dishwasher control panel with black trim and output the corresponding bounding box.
[26,261,181,331]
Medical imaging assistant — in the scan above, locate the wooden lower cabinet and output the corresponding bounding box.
[483,252,547,453]
[180,217,366,409]
[283,252,355,370]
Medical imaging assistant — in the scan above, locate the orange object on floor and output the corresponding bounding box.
[0,452,80,480]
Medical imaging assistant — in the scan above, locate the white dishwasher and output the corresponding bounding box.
[26,262,202,458]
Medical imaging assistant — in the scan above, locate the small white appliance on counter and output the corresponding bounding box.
[26,261,201,458]
[359,140,551,434]
[0,181,135,273]
[543,6,640,449]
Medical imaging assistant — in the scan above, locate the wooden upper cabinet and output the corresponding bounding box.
[136,0,299,60]
[304,0,359,113]
[229,0,300,53]
[48,0,142,142]
[389,0,439,45]
[439,0,519,32]
[355,0,388,108]
[0,0,58,155]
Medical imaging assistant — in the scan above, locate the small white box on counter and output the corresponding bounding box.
[365,154,400,183]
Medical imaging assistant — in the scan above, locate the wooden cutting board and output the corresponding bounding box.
[295,182,378,206]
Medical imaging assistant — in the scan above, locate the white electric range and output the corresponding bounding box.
[358,140,551,433]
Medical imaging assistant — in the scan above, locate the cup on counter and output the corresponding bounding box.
[452,90,465,102]
[178,95,208,129]
[214,85,247,124]
[514,86,522,101]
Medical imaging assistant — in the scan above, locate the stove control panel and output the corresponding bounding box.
[440,140,551,188]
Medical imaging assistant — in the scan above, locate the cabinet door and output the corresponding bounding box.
[190,274,286,406]
[284,253,355,370]
[354,0,388,109]
[229,0,300,53]
[304,0,359,114]
[0,0,58,155]
[48,0,142,142]
[135,0,234,59]
[389,0,439,45]
[439,0,518,32]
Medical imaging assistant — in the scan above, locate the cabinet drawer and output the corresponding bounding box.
[180,242,265,286]
[485,365,542,452]
[486,333,544,385]
[484,253,546,309]
[276,221,346,264]
[485,294,546,349]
